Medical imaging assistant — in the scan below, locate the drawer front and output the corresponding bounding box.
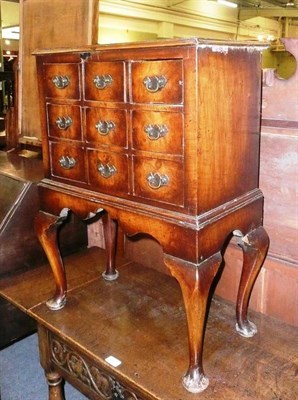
[50,142,86,183]
[131,60,183,104]
[132,110,183,155]
[47,104,82,141]
[44,63,80,99]
[85,107,127,148]
[133,157,184,205]
[88,149,128,195]
[84,61,125,102]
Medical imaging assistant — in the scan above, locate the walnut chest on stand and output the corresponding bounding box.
[34,38,269,397]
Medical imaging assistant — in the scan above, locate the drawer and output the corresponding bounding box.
[131,60,183,104]
[84,61,125,102]
[133,157,184,206]
[44,63,80,99]
[47,104,82,141]
[85,107,127,148]
[88,149,129,195]
[50,142,86,183]
[132,110,183,155]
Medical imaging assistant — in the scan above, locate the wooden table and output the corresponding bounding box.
[0,247,296,400]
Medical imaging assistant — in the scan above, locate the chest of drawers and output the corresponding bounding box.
[34,38,269,394]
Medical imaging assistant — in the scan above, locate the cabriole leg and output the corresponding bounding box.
[164,252,222,393]
[102,213,119,281]
[234,226,269,337]
[34,209,69,310]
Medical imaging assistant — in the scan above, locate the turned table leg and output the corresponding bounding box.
[234,226,270,337]
[164,252,222,393]
[34,210,69,310]
[38,325,65,399]
[46,371,65,400]
[102,213,119,281]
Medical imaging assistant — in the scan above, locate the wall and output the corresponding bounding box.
[98,0,283,43]
[98,0,239,42]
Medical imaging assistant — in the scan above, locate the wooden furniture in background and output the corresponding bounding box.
[0,151,43,347]
[34,38,269,393]
[18,0,99,144]
[0,151,88,348]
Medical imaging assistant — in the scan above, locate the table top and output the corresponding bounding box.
[0,150,43,182]
[0,247,296,400]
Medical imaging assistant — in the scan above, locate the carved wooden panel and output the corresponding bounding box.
[50,333,142,400]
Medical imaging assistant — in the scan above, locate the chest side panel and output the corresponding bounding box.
[197,46,262,214]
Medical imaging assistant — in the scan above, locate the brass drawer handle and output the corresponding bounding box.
[143,75,167,93]
[144,124,168,140]
[147,172,169,189]
[55,116,73,130]
[93,74,113,89]
[95,120,116,136]
[97,163,117,178]
[52,75,70,89]
[59,155,76,170]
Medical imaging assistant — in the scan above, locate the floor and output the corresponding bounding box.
[0,333,87,400]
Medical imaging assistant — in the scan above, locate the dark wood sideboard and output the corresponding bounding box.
[0,152,43,348]
[34,38,269,394]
